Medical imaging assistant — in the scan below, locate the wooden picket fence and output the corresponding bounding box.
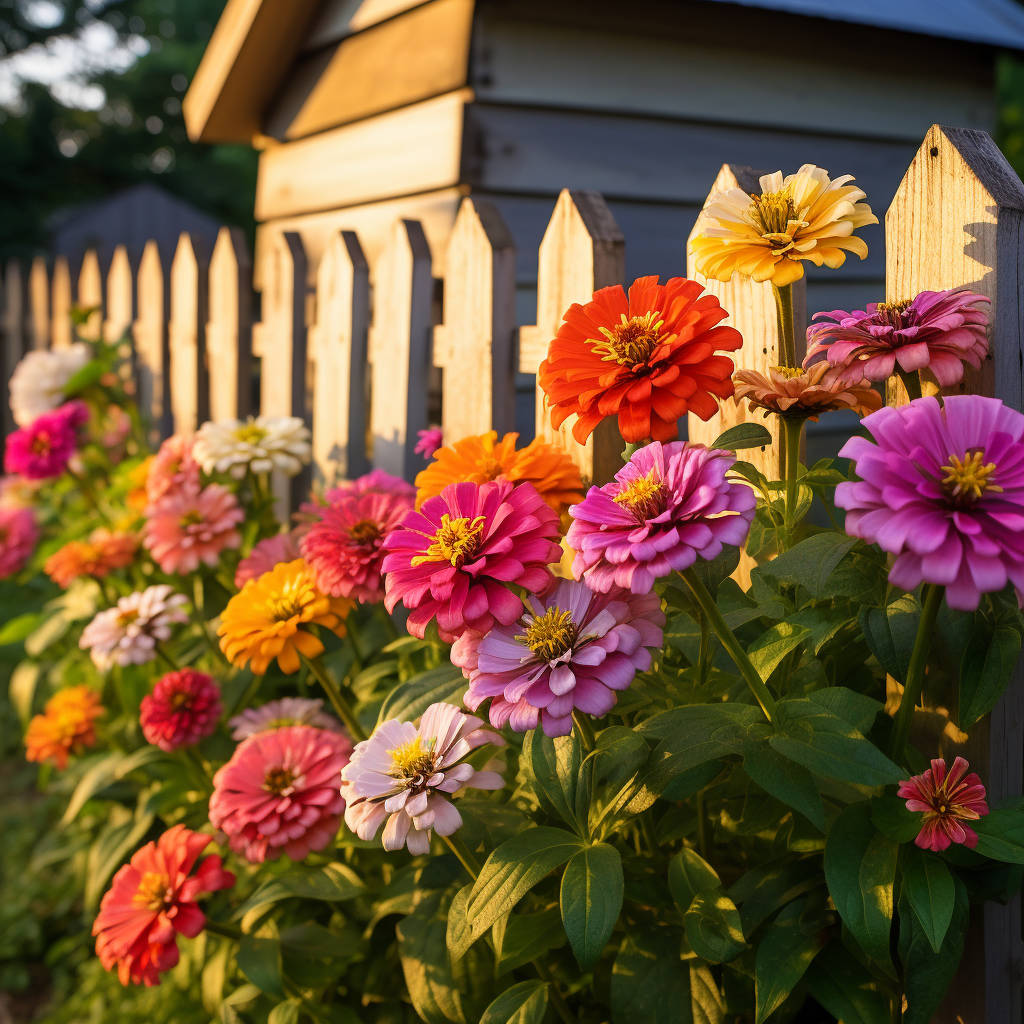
[2,123,1024,1020]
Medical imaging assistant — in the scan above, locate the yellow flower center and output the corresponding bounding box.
[134,871,171,911]
[31,432,53,456]
[263,765,296,794]
[268,592,306,621]
[614,469,668,521]
[234,421,268,445]
[169,690,192,710]
[388,737,437,781]
[410,514,486,568]
[517,607,578,662]
[874,298,913,329]
[941,450,1002,505]
[771,365,806,379]
[590,311,667,366]
[117,607,140,627]
[749,187,801,243]
[180,510,204,528]
[347,519,381,544]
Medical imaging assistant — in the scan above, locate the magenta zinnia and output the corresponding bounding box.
[382,480,561,642]
[140,670,222,752]
[836,395,1024,610]
[897,756,989,851]
[341,702,503,854]
[566,441,756,593]
[804,288,989,386]
[0,504,37,577]
[4,402,85,480]
[454,580,664,736]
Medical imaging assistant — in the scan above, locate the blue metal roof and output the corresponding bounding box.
[704,0,1024,51]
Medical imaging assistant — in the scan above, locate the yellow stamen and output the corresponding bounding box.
[874,298,913,328]
[410,513,486,568]
[589,311,669,366]
[518,607,578,662]
[134,871,171,911]
[263,766,296,794]
[614,469,667,521]
[347,519,381,544]
[234,421,268,445]
[748,187,803,246]
[771,365,805,379]
[267,581,307,622]
[941,450,1002,504]
[388,736,436,780]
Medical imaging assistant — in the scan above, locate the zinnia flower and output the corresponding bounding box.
[9,343,90,427]
[733,363,881,421]
[836,395,1024,610]
[897,756,989,851]
[382,480,562,642]
[415,428,443,459]
[538,276,742,444]
[209,725,349,862]
[804,288,990,387]
[218,559,352,674]
[234,532,301,588]
[194,416,311,479]
[414,430,584,514]
[140,670,222,751]
[4,402,85,480]
[80,585,189,670]
[92,825,235,986]
[341,702,503,854]
[455,580,664,736]
[228,697,341,740]
[567,441,756,593]
[146,435,201,504]
[325,468,416,502]
[689,164,877,286]
[0,504,38,577]
[143,483,243,574]
[44,529,136,587]
[24,685,103,769]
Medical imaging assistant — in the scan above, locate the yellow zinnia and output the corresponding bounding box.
[689,164,877,287]
[414,430,584,513]
[218,559,352,675]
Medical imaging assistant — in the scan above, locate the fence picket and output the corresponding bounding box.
[51,257,73,351]
[77,250,104,342]
[434,199,516,442]
[103,246,136,345]
[135,241,172,439]
[311,229,369,486]
[168,234,211,435]
[28,256,49,351]
[207,227,253,423]
[518,189,625,484]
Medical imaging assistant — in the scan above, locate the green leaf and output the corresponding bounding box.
[754,907,825,1023]
[972,807,1024,863]
[376,664,467,727]
[268,1000,301,1024]
[742,743,824,831]
[824,803,897,972]
[806,942,891,1024]
[684,892,746,963]
[859,593,920,683]
[747,622,811,682]
[870,794,921,843]
[959,612,1022,727]
[759,533,860,601]
[560,843,623,969]
[689,964,725,1024]
[237,935,285,998]
[711,423,772,451]
[234,864,366,921]
[493,908,566,976]
[0,612,42,646]
[478,981,549,1024]
[610,930,692,1023]
[9,661,40,726]
[902,846,955,954]
[668,848,721,911]
[62,747,169,824]
[522,729,584,835]
[455,828,583,957]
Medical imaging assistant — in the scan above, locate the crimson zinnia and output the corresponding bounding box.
[897,757,989,851]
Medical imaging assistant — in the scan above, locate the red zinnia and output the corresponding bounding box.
[92,825,235,986]
[538,276,742,443]
[139,670,222,751]
[897,756,989,851]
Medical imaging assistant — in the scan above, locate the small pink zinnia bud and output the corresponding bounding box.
[415,427,443,459]
[897,756,989,851]
[140,670,222,752]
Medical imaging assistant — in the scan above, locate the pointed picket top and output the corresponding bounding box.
[518,189,625,485]
[51,256,73,350]
[434,198,516,442]
[28,256,49,350]
[135,240,172,438]
[886,123,1024,405]
[368,219,433,479]
[311,229,369,484]
[686,164,807,483]
[168,233,211,435]
[103,246,135,345]
[207,227,253,422]
[76,249,104,341]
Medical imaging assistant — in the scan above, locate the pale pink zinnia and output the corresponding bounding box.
[233,532,301,588]
[228,697,341,741]
[897,756,989,851]
[209,725,349,863]
[382,480,562,642]
[79,585,189,670]
[146,434,201,505]
[144,483,243,574]
[0,504,38,577]
[140,670,222,751]
[567,441,756,594]
[836,395,1024,610]
[415,428,443,459]
[454,580,665,736]
[804,288,989,387]
[341,702,503,855]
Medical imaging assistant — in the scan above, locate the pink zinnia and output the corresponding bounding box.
[897,756,989,851]
[301,487,414,602]
[382,480,561,642]
[836,395,1024,610]
[804,288,989,387]
[234,532,301,588]
[415,428,443,459]
[567,441,756,594]
[4,402,84,480]
[147,434,201,504]
[140,670,222,751]
[341,702,503,854]
[92,825,235,986]
[209,725,349,863]
[228,697,342,741]
[325,468,416,503]
[0,504,37,577]
[454,580,665,736]
[144,483,243,574]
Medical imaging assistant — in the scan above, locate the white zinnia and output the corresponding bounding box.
[193,416,311,479]
[9,343,91,426]
[79,584,189,670]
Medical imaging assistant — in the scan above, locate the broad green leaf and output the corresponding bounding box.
[902,846,955,953]
[747,622,811,682]
[268,1000,301,1024]
[522,729,584,835]
[478,981,548,1024]
[492,908,565,976]
[973,807,1024,863]
[859,593,920,683]
[668,848,721,912]
[0,612,42,646]
[24,608,73,656]
[742,744,824,831]
[959,612,1022,727]
[758,533,860,601]
[754,906,825,1023]
[806,942,891,1024]
[684,892,746,963]
[730,861,823,937]
[376,664,466,727]
[610,930,692,1023]
[689,964,725,1024]
[560,843,623,969]
[9,660,40,726]
[237,935,285,998]
[234,864,365,921]
[807,687,882,734]
[201,943,231,1014]
[870,794,921,844]
[62,746,169,824]
[711,423,772,451]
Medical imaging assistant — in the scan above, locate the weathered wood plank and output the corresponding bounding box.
[103,245,135,345]
[76,250,104,342]
[207,227,253,423]
[168,234,211,435]
[28,256,49,351]
[311,229,370,485]
[50,257,73,351]
[434,198,516,442]
[518,188,624,485]
[135,240,172,439]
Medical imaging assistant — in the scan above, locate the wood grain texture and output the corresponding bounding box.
[103,246,136,345]
[368,219,433,478]
[135,241,172,439]
[311,229,370,485]
[50,257,73,351]
[434,198,516,442]
[518,189,624,484]
[169,234,211,435]
[207,227,254,423]
[28,257,49,351]
[76,250,104,342]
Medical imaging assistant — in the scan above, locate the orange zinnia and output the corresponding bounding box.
[44,529,138,588]
[538,276,742,444]
[414,431,584,513]
[25,685,103,769]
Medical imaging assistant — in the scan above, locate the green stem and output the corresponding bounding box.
[572,711,596,752]
[154,641,179,672]
[771,283,798,368]
[783,416,804,539]
[889,585,944,761]
[621,441,645,464]
[204,919,243,941]
[680,569,777,722]
[440,831,481,879]
[897,369,923,402]
[301,654,367,742]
